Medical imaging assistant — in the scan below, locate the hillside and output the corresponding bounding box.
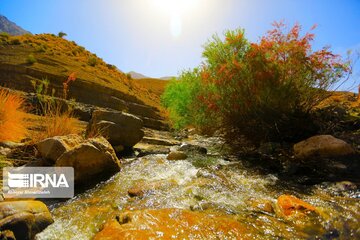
[0,15,30,35]
[0,33,167,129]
[134,78,169,97]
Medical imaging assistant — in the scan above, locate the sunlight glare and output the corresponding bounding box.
[148,0,199,38]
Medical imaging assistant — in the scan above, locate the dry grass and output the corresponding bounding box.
[0,89,28,142]
[32,103,81,142]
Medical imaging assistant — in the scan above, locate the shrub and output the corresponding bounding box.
[58,31,67,38]
[26,54,37,64]
[107,64,116,70]
[9,38,21,45]
[162,22,350,143]
[0,32,9,39]
[0,89,28,142]
[87,56,97,66]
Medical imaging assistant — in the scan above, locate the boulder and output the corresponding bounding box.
[36,134,83,164]
[276,195,316,217]
[87,109,144,148]
[141,137,179,146]
[0,200,53,240]
[294,135,355,159]
[166,151,188,160]
[178,144,207,155]
[94,209,254,239]
[56,137,121,183]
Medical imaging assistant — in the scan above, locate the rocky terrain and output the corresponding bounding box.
[0,15,30,36]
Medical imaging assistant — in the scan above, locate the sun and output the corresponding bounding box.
[150,0,197,13]
[148,0,199,38]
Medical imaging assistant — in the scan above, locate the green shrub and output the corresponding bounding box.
[161,23,350,143]
[0,32,10,39]
[87,56,97,66]
[107,64,116,70]
[58,31,67,38]
[26,54,37,64]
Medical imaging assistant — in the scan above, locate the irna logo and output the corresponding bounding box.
[8,172,69,188]
[2,167,74,198]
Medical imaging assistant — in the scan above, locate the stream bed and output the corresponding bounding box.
[36,135,360,239]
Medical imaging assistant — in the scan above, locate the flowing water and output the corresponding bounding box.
[36,136,360,239]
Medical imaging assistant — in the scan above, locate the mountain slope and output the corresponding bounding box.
[0,33,168,129]
[0,15,30,36]
[128,71,149,79]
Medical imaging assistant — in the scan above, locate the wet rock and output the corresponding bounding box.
[333,181,357,191]
[127,180,177,197]
[251,199,274,214]
[134,144,170,157]
[141,137,179,146]
[87,109,144,148]
[36,134,83,164]
[166,151,188,160]
[0,230,15,240]
[294,135,355,159]
[0,200,53,240]
[178,144,207,155]
[94,209,255,239]
[127,187,145,197]
[190,201,218,211]
[56,137,121,183]
[276,195,316,217]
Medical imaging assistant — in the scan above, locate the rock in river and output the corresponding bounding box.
[87,109,144,148]
[294,135,355,160]
[166,151,188,160]
[56,137,121,183]
[36,134,84,164]
[94,209,255,239]
[0,200,53,240]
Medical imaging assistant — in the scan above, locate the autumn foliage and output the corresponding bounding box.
[162,22,350,143]
[0,89,28,142]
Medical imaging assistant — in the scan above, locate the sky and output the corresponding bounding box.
[1,0,360,90]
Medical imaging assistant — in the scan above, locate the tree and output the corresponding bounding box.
[162,22,350,143]
[58,31,67,38]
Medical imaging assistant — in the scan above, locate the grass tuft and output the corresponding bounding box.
[0,89,28,142]
[32,103,81,142]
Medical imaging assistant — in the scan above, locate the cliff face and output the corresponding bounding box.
[0,34,168,130]
[0,15,30,35]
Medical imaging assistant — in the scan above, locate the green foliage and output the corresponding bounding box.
[26,54,37,64]
[0,32,10,39]
[58,31,67,38]
[161,23,350,143]
[161,69,214,129]
[87,56,97,66]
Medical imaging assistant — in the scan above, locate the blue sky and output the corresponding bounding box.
[1,0,360,90]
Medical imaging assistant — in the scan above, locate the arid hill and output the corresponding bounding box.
[0,33,168,129]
